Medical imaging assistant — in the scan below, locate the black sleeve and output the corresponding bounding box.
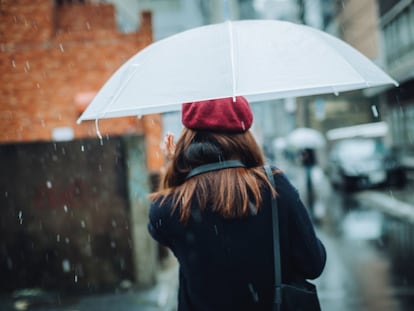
[148,198,172,248]
[275,170,326,279]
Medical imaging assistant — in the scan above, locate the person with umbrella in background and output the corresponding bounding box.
[147,96,326,310]
[299,147,317,221]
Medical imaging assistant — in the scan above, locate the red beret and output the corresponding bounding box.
[182,97,253,133]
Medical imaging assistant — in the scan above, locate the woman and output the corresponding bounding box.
[148,97,326,310]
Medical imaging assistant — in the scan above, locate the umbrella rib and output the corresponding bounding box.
[99,64,141,119]
[227,21,236,101]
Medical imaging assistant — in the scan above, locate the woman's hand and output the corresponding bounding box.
[163,132,176,160]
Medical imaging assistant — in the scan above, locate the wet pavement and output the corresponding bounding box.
[0,261,179,311]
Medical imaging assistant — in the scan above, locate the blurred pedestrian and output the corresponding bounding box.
[148,97,326,310]
[300,148,317,220]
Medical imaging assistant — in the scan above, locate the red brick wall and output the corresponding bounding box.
[0,0,54,45]
[0,1,159,147]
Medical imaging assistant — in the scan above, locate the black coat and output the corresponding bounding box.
[148,166,326,311]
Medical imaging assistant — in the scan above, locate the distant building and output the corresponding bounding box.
[377,0,414,170]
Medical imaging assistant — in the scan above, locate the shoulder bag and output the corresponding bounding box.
[264,165,321,311]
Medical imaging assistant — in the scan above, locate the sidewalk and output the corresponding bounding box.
[1,257,179,311]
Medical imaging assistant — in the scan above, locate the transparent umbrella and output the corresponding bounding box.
[287,127,326,149]
[78,19,398,122]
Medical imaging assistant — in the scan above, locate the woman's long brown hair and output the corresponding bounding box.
[150,128,276,223]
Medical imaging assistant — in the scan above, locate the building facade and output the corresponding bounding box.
[0,0,162,292]
[378,0,414,168]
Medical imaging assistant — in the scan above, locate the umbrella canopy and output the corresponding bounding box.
[78,19,397,122]
[287,128,326,149]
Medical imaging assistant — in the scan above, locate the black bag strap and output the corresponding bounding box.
[186,160,246,180]
[264,165,282,311]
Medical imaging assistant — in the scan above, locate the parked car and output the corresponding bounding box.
[327,138,406,192]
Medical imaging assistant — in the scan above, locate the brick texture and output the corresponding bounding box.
[0,1,162,156]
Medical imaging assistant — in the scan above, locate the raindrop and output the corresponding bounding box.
[86,22,91,30]
[112,220,117,228]
[248,283,259,302]
[56,234,60,242]
[74,275,78,283]
[65,237,70,244]
[214,225,218,235]
[11,60,16,68]
[46,181,52,189]
[59,43,64,52]
[18,210,23,224]
[98,164,103,172]
[80,220,86,228]
[7,257,13,270]
[4,191,8,198]
[371,104,379,118]
[241,121,245,131]
[24,60,30,71]
[63,205,68,213]
[62,259,71,272]
[111,241,116,248]
[81,145,85,152]
[120,258,126,270]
